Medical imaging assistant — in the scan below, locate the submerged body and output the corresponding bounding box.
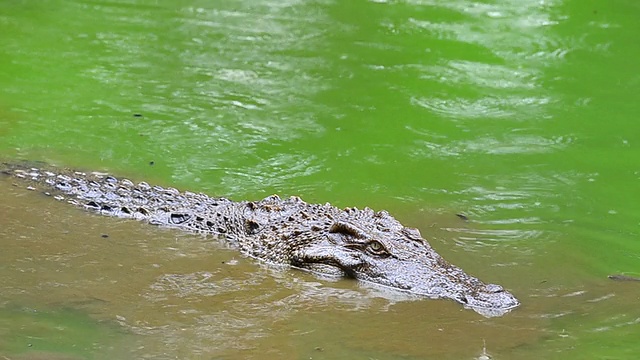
[2,163,519,317]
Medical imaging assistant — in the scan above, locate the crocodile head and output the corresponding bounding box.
[291,208,519,317]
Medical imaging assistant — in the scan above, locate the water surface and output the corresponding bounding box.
[1,0,640,358]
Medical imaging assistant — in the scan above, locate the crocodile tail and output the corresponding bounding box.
[2,162,226,222]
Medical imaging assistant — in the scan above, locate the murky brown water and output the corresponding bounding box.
[2,174,639,360]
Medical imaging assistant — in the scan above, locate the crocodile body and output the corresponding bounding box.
[2,163,519,317]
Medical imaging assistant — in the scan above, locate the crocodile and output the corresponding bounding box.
[2,163,519,317]
[608,274,640,282]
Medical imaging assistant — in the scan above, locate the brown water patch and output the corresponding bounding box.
[2,175,639,359]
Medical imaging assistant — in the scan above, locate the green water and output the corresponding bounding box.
[0,305,125,358]
[1,0,640,359]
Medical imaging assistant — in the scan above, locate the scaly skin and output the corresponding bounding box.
[2,163,519,317]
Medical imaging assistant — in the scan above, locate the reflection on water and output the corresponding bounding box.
[402,0,563,119]
[1,0,583,189]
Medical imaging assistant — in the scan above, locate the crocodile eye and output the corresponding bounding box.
[367,240,388,256]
